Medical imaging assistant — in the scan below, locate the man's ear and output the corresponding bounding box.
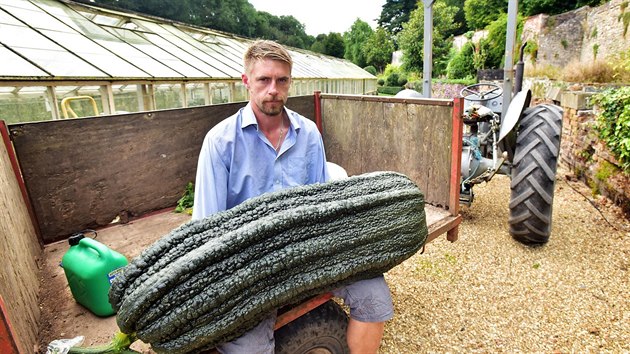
[241,73,249,89]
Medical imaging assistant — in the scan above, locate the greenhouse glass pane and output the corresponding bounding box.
[210,84,230,104]
[134,20,231,78]
[0,0,34,9]
[92,39,183,78]
[0,8,23,25]
[111,84,140,114]
[40,29,148,77]
[18,47,106,77]
[0,22,59,50]
[105,27,206,78]
[56,85,103,118]
[0,46,49,76]
[186,84,207,107]
[153,84,183,110]
[141,31,223,78]
[3,1,68,32]
[160,24,241,77]
[0,25,106,77]
[214,36,247,60]
[91,14,122,27]
[0,85,51,124]
[4,1,176,78]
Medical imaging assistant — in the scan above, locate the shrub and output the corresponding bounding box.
[377,78,385,86]
[591,86,630,173]
[397,75,408,87]
[377,86,404,95]
[386,72,400,87]
[446,42,476,79]
[561,58,616,83]
[525,64,562,80]
[363,65,377,75]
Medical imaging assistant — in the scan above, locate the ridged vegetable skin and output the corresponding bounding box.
[109,171,428,353]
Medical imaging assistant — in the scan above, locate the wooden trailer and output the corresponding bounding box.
[0,93,463,353]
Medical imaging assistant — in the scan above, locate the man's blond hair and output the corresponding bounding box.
[243,40,293,74]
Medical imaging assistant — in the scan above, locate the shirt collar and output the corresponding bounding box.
[241,102,302,131]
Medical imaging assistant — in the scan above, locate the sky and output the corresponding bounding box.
[248,0,387,36]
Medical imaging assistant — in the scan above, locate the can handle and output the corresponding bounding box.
[78,237,111,259]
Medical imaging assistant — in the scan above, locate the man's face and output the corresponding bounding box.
[242,58,292,117]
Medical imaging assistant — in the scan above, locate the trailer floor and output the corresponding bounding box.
[36,205,457,352]
[37,210,190,352]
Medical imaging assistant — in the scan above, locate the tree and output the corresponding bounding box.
[398,0,458,76]
[364,27,396,72]
[464,0,508,30]
[520,0,606,16]
[309,33,345,58]
[310,34,328,54]
[185,0,259,37]
[377,0,418,37]
[476,13,524,69]
[445,0,467,35]
[344,19,374,68]
[446,41,476,79]
[79,0,314,49]
[324,33,345,58]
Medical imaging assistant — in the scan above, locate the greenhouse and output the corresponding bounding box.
[0,0,377,124]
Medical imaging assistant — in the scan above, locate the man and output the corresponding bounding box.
[193,39,393,353]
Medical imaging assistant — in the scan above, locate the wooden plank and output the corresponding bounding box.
[322,98,362,175]
[321,96,454,209]
[422,105,452,208]
[9,104,241,243]
[0,296,20,354]
[0,124,41,354]
[37,211,190,351]
[286,95,316,121]
[37,204,456,350]
[404,104,430,197]
[9,97,315,244]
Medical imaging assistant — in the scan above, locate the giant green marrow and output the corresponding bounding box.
[109,171,428,353]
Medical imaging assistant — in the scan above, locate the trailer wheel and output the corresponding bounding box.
[275,300,349,354]
[509,104,563,245]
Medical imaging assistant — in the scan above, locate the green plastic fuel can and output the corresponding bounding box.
[61,234,128,317]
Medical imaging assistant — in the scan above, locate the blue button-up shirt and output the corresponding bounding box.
[192,103,330,220]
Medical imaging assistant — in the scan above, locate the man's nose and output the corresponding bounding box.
[268,80,279,94]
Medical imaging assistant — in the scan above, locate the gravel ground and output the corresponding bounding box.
[380,166,629,353]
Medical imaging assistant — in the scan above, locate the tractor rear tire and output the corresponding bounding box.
[275,300,349,354]
[509,104,563,245]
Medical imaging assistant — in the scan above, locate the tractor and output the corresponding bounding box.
[398,0,564,245]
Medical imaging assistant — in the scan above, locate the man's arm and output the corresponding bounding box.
[192,134,229,220]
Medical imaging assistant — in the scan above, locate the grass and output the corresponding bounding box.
[526,51,630,83]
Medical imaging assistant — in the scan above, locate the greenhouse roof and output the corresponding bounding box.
[0,0,375,83]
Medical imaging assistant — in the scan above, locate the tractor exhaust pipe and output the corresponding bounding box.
[514,42,527,93]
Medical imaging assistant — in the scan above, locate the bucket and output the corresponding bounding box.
[61,232,128,317]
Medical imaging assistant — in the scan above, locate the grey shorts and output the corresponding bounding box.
[216,275,394,354]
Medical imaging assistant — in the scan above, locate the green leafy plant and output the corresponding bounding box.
[591,86,630,173]
[446,42,476,79]
[377,86,404,95]
[175,182,195,214]
[363,65,377,75]
[386,72,400,87]
[593,43,600,60]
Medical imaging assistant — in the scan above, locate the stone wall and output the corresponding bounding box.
[558,90,630,213]
[455,0,630,68]
[523,7,590,68]
[581,0,630,62]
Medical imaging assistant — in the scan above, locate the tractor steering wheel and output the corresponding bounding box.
[460,83,503,102]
